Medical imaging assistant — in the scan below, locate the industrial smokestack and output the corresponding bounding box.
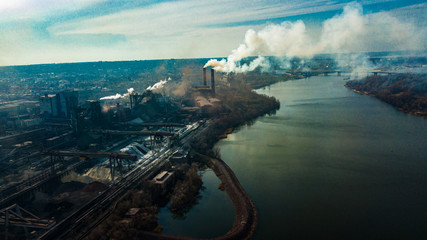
[211,68,215,97]
[203,68,207,86]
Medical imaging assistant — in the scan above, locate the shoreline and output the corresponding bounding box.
[344,84,427,117]
[147,75,309,238]
[135,75,294,239]
[139,153,257,240]
[84,74,295,239]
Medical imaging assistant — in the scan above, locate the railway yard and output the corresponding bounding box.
[0,117,207,239]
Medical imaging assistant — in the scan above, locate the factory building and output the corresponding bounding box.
[40,90,78,119]
[0,100,40,132]
[193,68,216,97]
[40,94,58,117]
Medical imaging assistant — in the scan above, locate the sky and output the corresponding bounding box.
[0,0,425,66]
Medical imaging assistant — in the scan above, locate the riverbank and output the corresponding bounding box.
[215,76,427,239]
[139,153,257,240]
[84,73,283,239]
[345,73,427,116]
[191,77,281,156]
[203,154,258,240]
[168,163,203,215]
[149,74,285,238]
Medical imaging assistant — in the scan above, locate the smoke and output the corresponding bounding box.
[100,78,172,101]
[146,77,171,91]
[205,3,425,73]
[172,80,190,96]
[205,56,271,73]
[99,93,122,100]
[99,77,172,101]
[102,104,114,113]
[334,53,373,79]
[100,87,134,100]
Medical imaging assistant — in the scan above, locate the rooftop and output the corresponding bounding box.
[152,171,173,184]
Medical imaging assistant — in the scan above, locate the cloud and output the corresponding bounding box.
[205,2,426,72]
[0,1,29,11]
[39,1,377,62]
[49,0,369,37]
[0,0,103,20]
[0,0,424,66]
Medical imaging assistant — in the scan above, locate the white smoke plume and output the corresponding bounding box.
[205,3,425,73]
[146,77,171,91]
[100,87,134,100]
[171,80,190,96]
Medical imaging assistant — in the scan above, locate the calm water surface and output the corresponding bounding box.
[158,169,234,238]
[161,75,427,239]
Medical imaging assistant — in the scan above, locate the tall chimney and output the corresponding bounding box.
[211,68,215,97]
[203,68,207,86]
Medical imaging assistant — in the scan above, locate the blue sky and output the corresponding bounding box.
[0,0,425,66]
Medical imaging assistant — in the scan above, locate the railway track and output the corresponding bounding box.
[0,160,84,208]
[38,148,173,240]
[38,121,204,240]
[0,137,135,209]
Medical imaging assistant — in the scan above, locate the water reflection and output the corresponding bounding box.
[158,169,234,238]
[217,76,427,239]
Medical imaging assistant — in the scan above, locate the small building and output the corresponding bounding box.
[169,149,188,164]
[195,96,213,108]
[125,208,140,216]
[152,171,174,189]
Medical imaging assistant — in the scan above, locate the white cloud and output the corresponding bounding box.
[49,0,347,36]
[0,1,29,11]
[44,0,352,62]
[0,0,423,66]
[0,0,103,20]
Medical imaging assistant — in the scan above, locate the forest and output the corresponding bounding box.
[345,73,427,116]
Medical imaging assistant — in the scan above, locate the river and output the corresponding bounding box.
[159,75,427,239]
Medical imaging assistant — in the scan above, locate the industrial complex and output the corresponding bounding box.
[0,65,227,239]
[1,54,420,239]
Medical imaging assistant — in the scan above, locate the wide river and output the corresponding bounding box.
[159,75,427,239]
